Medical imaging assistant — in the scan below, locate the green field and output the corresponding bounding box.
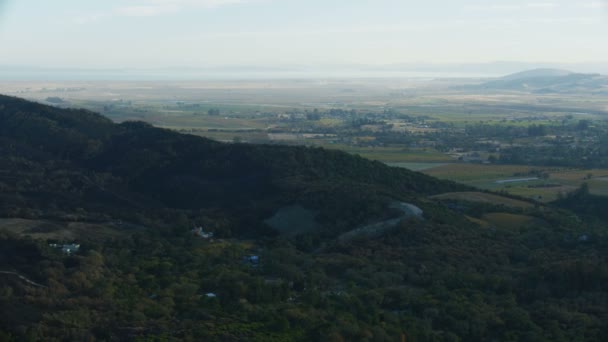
[481,213,538,230]
[431,192,533,209]
[387,162,449,171]
[0,218,127,241]
[331,146,453,163]
[424,164,534,181]
[420,163,608,202]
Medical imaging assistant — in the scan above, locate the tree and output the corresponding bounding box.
[528,124,547,137]
[577,120,590,131]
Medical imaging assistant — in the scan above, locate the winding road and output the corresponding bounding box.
[0,271,47,288]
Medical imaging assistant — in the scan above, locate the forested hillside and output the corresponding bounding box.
[0,94,465,237]
[0,95,607,341]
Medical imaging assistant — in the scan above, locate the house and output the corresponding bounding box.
[49,243,80,255]
[192,227,214,239]
[62,244,80,254]
[243,255,259,266]
[205,293,217,298]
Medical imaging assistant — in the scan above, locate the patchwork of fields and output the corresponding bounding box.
[420,164,608,202]
[4,80,608,203]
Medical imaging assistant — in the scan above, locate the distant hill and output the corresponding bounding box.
[500,68,574,80]
[464,68,608,93]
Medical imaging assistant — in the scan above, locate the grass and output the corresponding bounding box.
[0,219,126,241]
[424,164,532,182]
[481,213,537,230]
[423,164,608,202]
[387,162,449,171]
[152,115,269,130]
[465,215,490,228]
[431,192,533,209]
[328,146,453,163]
[588,179,608,196]
[318,118,342,127]
[190,130,270,143]
[502,186,575,202]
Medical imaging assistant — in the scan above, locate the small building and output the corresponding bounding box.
[205,293,217,298]
[62,244,80,254]
[192,227,214,239]
[243,255,259,266]
[49,243,80,255]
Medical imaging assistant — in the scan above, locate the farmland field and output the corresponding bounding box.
[331,146,453,163]
[420,164,608,202]
[423,164,534,182]
[0,219,128,241]
[386,162,449,171]
[481,213,538,230]
[431,192,533,208]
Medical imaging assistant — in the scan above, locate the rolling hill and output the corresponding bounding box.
[499,68,573,80]
[466,68,608,93]
[0,94,467,237]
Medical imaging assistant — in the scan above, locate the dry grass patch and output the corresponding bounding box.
[0,219,126,241]
[482,213,537,230]
[431,192,533,209]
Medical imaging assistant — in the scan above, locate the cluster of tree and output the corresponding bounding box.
[207,108,221,116]
[555,183,608,222]
[45,97,65,104]
[498,140,608,168]
[1,192,606,340]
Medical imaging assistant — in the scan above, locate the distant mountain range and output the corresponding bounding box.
[465,68,608,93]
[3,63,608,80]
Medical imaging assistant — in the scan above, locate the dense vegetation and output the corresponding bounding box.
[1,95,607,341]
[0,95,463,237]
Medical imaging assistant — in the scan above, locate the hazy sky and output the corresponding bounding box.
[0,0,607,69]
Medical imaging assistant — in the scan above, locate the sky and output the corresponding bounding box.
[0,0,607,72]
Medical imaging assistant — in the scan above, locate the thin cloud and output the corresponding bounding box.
[466,4,521,11]
[115,5,179,17]
[115,0,257,16]
[526,3,558,9]
[71,0,262,20]
[73,13,107,24]
[582,1,604,8]
[149,0,251,7]
[466,2,559,11]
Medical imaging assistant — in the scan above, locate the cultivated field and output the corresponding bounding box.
[422,164,608,202]
[0,219,131,242]
[431,192,533,209]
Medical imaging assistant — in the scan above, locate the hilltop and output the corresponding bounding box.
[464,68,608,93]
